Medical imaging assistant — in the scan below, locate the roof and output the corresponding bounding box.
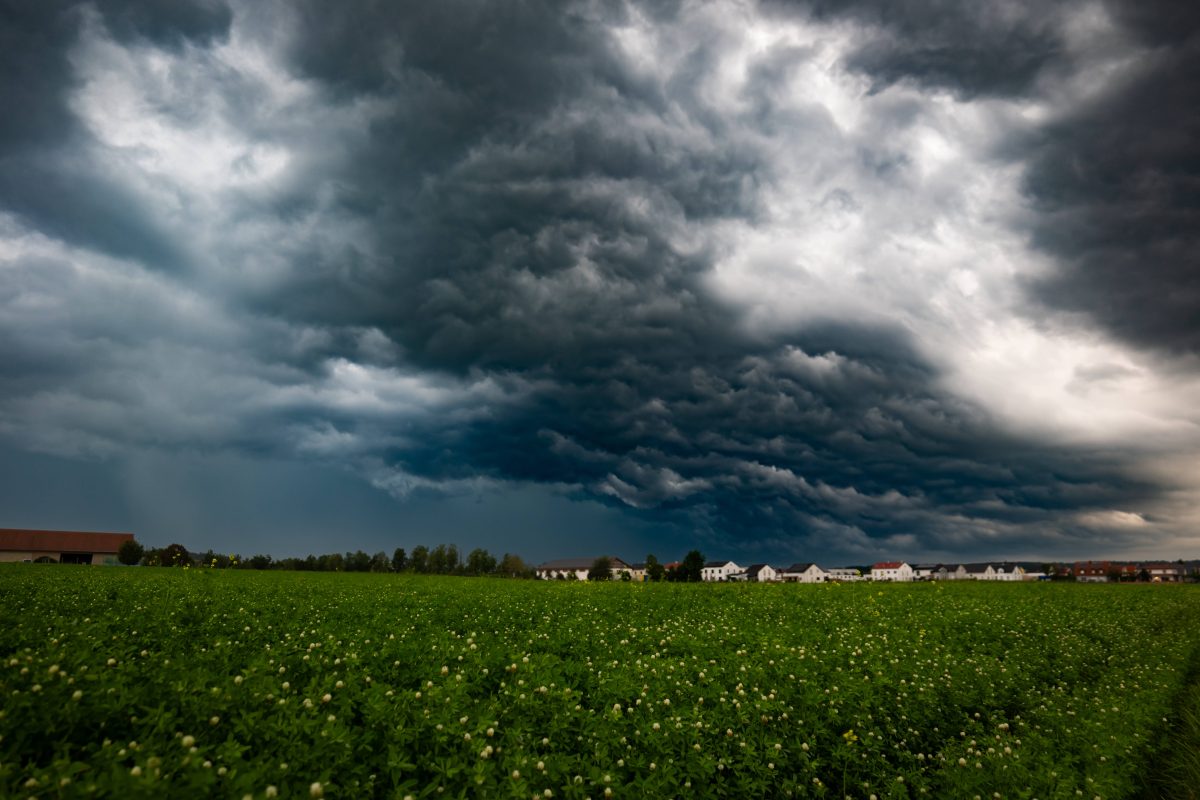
[781,563,820,573]
[872,562,906,569]
[537,556,630,570]
[745,563,773,575]
[704,560,737,569]
[0,528,134,554]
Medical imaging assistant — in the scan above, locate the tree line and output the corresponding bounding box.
[118,539,534,577]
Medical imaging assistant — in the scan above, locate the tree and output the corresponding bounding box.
[344,550,371,572]
[644,554,665,582]
[160,543,191,567]
[392,547,407,572]
[429,544,447,574]
[446,544,460,574]
[370,551,391,572]
[620,570,631,581]
[410,545,429,573]
[117,539,144,566]
[248,554,272,570]
[588,556,613,581]
[466,548,497,576]
[497,553,531,578]
[680,550,705,582]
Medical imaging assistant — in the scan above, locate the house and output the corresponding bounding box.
[870,562,913,582]
[743,564,778,582]
[825,567,863,582]
[0,528,134,565]
[1073,561,1136,583]
[779,563,827,583]
[991,563,1026,582]
[1143,563,1186,582]
[963,563,994,580]
[701,560,743,582]
[912,564,942,581]
[535,557,632,581]
[626,563,648,582]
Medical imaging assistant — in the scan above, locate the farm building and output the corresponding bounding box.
[0,528,133,565]
[535,557,632,581]
[701,560,742,581]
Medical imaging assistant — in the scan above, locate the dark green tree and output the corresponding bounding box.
[645,554,665,582]
[466,548,497,575]
[392,547,407,572]
[680,550,705,582]
[429,544,447,574]
[446,544,461,574]
[497,553,531,578]
[370,551,391,572]
[117,539,144,566]
[588,556,613,581]
[248,554,272,570]
[160,543,191,567]
[410,545,429,573]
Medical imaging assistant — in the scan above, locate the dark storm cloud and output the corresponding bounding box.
[765,0,1065,98]
[0,0,1182,559]
[1022,0,1200,357]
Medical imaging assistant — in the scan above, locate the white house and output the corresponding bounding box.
[779,563,827,583]
[536,557,632,581]
[825,567,863,582]
[701,560,743,582]
[912,564,940,581]
[992,564,1026,582]
[870,562,914,582]
[626,563,648,582]
[744,564,778,582]
[963,564,994,580]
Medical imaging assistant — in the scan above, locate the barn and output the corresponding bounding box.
[0,528,134,565]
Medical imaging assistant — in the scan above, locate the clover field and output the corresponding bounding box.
[3,567,1200,799]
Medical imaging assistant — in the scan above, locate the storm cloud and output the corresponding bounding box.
[0,0,1196,561]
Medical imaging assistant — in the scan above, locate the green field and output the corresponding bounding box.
[3,568,1199,799]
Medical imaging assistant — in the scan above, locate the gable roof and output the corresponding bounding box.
[781,562,821,573]
[872,561,906,569]
[0,528,133,554]
[745,563,774,576]
[704,560,737,569]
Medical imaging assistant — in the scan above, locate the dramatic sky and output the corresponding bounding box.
[1,0,1198,563]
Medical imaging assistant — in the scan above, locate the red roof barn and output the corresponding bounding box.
[0,528,134,565]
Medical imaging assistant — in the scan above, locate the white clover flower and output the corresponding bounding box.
[310,782,324,798]
[322,693,332,704]
[266,786,278,798]
[182,735,195,748]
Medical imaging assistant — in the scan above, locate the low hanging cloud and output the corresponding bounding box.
[0,0,1196,560]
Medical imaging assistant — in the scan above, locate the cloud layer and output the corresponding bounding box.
[1,0,1197,560]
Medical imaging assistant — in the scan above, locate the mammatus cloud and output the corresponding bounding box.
[0,0,1197,560]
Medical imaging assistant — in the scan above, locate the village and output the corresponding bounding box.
[534,556,1197,583]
